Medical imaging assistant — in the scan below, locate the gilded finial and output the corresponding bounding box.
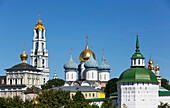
[86,34,88,45]
[155,60,159,71]
[39,14,41,20]
[23,42,25,51]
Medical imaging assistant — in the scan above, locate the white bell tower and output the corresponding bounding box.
[30,15,49,84]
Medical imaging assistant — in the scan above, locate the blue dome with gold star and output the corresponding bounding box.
[64,52,78,70]
[84,54,98,69]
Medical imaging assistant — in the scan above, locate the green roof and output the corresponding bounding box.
[118,67,159,83]
[87,98,105,101]
[159,91,170,96]
[109,92,118,96]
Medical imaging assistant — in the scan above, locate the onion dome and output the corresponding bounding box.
[155,63,159,71]
[84,54,98,69]
[131,34,145,59]
[148,54,154,70]
[20,43,28,63]
[98,49,111,71]
[34,14,45,30]
[64,49,78,70]
[79,35,96,62]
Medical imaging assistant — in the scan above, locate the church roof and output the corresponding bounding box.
[5,63,40,71]
[159,91,170,96]
[118,67,158,83]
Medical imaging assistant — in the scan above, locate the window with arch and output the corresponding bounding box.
[104,74,106,80]
[134,59,136,65]
[20,79,22,85]
[42,59,45,64]
[92,72,94,79]
[89,93,91,97]
[15,79,17,85]
[88,73,89,79]
[34,58,37,67]
[138,59,140,65]
[10,79,12,85]
[93,93,95,97]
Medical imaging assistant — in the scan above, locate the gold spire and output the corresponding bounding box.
[34,14,45,30]
[79,35,96,62]
[155,61,159,71]
[148,53,154,70]
[20,43,28,63]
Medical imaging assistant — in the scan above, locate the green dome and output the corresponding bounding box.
[118,67,158,83]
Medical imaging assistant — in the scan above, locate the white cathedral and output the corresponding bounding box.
[63,36,111,90]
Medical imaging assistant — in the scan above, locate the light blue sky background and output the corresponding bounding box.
[0,0,170,80]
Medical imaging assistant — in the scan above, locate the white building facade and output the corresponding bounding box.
[30,16,49,84]
[117,34,159,108]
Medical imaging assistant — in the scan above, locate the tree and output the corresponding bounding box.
[161,78,170,91]
[72,91,91,108]
[104,78,119,98]
[37,89,72,108]
[158,102,170,108]
[101,98,113,108]
[41,78,65,90]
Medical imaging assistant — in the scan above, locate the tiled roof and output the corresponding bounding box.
[5,63,40,71]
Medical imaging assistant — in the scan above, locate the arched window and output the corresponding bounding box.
[20,79,22,85]
[10,79,12,85]
[15,79,17,85]
[42,59,45,64]
[89,93,91,97]
[138,59,140,65]
[34,58,37,67]
[134,59,136,65]
[100,74,102,80]
[104,74,106,80]
[92,72,94,79]
[67,74,69,79]
[93,93,95,97]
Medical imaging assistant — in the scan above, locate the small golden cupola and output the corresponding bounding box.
[20,43,28,63]
[148,53,154,70]
[34,14,45,30]
[155,63,159,71]
[79,35,96,62]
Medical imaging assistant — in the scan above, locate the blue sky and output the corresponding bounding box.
[0,0,170,80]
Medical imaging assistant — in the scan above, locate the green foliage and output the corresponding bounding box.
[41,78,65,90]
[72,91,91,108]
[101,98,113,108]
[161,78,170,91]
[104,78,119,97]
[91,103,99,108]
[38,89,72,108]
[0,89,100,108]
[158,102,170,108]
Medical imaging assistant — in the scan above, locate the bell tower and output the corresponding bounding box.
[30,15,49,84]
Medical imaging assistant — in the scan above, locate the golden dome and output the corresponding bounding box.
[20,50,28,62]
[148,54,154,70]
[79,45,96,62]
[155,63,159,71]
[34,14,45,30]
[79,35,96,62]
